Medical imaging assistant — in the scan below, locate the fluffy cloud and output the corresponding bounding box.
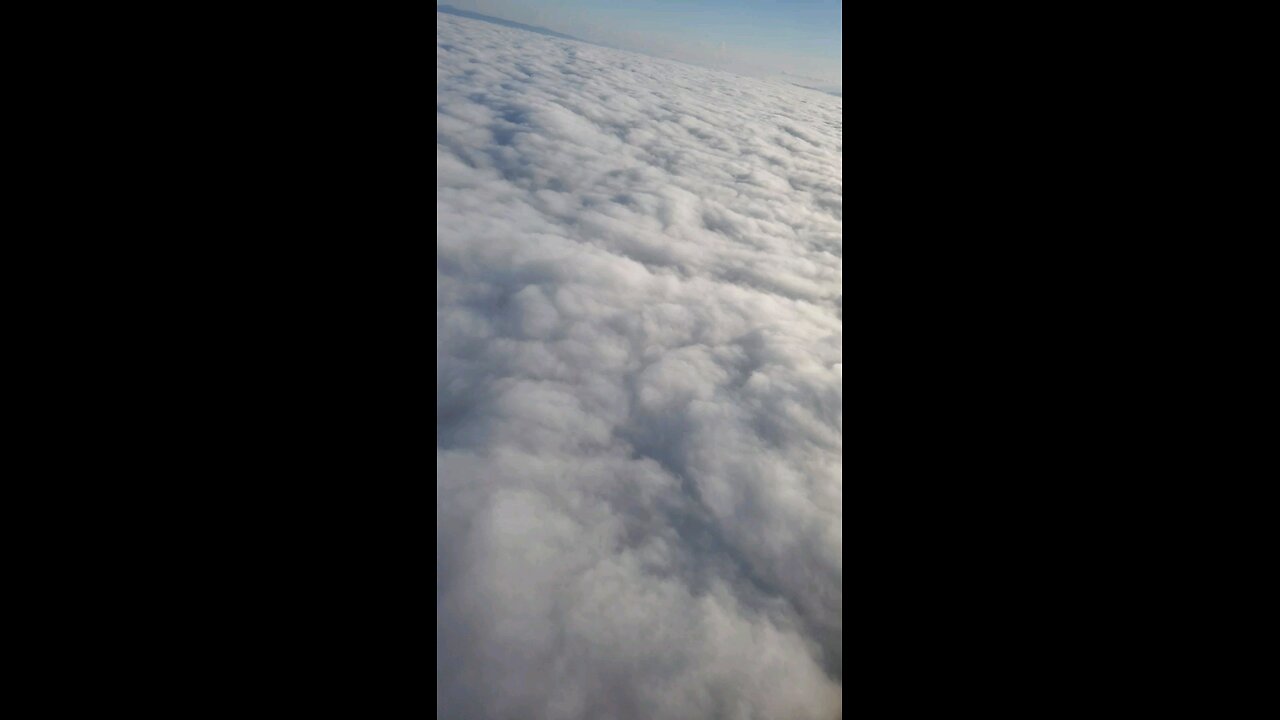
[437,12,841,720]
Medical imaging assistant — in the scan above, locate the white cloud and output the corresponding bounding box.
[438,13,841,720]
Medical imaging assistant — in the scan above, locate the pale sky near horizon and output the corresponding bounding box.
[439,0,842,89]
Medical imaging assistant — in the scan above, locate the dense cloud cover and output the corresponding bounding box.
[437,12,841,720]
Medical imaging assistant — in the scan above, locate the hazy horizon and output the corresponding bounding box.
[438,0,842,94]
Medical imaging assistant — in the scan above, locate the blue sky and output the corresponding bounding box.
[440,1,842,89]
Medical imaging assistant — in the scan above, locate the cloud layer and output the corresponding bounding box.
[437,13,842,720]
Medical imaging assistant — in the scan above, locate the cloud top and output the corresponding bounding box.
[438,14,842,720]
